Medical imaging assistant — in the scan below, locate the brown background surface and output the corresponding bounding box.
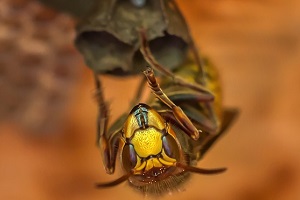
[1,0,300,200]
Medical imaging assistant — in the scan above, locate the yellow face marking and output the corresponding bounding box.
[131,127,162,158]
[145,159,154,171]
[133,156,174,174]
[123,107,165,139]
[145,158,164,171]
[161,149,177,163]
[123,114,140,138]
[134,156,141,169]
[158,158,175,166]
[152,157,163,168]
[135,159,147,171]
[147,110,165,130]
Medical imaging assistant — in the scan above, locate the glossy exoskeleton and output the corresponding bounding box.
[36,0,237,195]
[94,57,237,195]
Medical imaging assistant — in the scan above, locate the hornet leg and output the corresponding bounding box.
[94,74,121,174]
[139,29,213,102]
[143,68,200,140]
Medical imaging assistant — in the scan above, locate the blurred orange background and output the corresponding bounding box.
[1,0,300,200]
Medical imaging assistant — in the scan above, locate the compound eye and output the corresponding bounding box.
[121,144,137,172]
[162,134,180,160]
[130,0,146,7]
